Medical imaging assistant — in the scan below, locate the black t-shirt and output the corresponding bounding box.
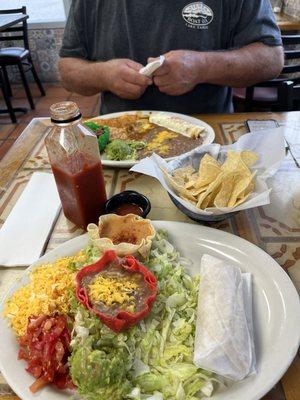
[60,0,282,115]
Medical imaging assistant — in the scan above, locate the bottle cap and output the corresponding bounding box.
[50,101,81,124]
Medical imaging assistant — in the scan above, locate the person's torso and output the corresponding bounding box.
[82,0,234,114]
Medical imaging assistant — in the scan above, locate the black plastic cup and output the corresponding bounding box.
[104,190,151,218]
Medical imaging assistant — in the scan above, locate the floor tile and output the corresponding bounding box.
[12,82,46,98]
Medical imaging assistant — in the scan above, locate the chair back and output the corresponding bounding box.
[243,33,300,110]
[0,66,3,88]
[281,35,300,84]
[278,80,300,111]
[0,7,29,50]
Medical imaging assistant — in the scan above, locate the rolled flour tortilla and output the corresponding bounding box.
[149,112,206,138]
[193,254,256,381]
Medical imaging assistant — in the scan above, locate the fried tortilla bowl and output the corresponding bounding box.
[87,214,155,258]
[162,150,259,211]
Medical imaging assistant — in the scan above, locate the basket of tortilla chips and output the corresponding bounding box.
[131,128,285,222]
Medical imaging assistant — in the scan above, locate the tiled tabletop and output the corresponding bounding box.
[0,112,299,400]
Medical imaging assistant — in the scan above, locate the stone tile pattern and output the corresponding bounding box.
[1,28,63,83]
[270,0,300,18]
[283,0,300,19]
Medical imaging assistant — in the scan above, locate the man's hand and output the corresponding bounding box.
[102,59,152,99]
[150,50,204,96]
[59,44,283,98]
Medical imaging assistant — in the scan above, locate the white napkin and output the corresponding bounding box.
[139,55,165,77]
[193,254,256,381]
[0,172,61,267]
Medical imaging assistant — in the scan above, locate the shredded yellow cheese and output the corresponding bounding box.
[140,122,153,132]
[88,275,138,307]
[3,251,86,337]
[147,131,178,154]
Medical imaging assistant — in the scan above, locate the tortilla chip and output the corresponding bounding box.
[185,176,198,189]
[199,153,221,171]
[162,169,198,202]
[196,154,221,188]
[222,151,248,174]
[201,193,213,209]
[241,151,259,167]
[195,164,221,189]
[227,171,256,207]
[189,186,209,197]
[214,173,235,208]
[196,173,224,209]
[181,195,197,205]
[244,180,255,195]
[233,191,253,207]
[202,181,224,209]
[162,169,184,191]
[172,175,185,187]
[173,165,195,179]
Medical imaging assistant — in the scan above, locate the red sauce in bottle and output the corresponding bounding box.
[51,153,107,229]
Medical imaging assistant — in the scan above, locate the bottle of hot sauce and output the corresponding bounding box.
[45,101,107,230]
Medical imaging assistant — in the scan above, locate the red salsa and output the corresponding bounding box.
[113,203,144,217]
[18,314,74,393]
[51,153,107,229]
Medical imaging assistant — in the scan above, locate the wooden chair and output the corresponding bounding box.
[0,66,16,123]
[0,6,45,112]
[233,35,300,111]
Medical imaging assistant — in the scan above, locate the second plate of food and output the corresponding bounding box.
[86,110,215,168]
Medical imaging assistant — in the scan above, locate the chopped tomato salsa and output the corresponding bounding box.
[18,314,74,393]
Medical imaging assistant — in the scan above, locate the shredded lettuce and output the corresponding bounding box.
[69,230,219,399]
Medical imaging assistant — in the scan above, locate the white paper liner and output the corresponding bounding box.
[131,127,286,216]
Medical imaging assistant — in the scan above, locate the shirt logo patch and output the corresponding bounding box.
[182,2,214,29]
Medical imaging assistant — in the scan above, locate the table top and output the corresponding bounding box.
[0,13,28,32]
[276,12,300,31]
[0,111,299,400]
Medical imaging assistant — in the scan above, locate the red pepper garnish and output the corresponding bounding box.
[76,250,157,332]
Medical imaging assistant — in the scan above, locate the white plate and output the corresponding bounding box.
[0,221,299,400]
[88,110,215,168]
